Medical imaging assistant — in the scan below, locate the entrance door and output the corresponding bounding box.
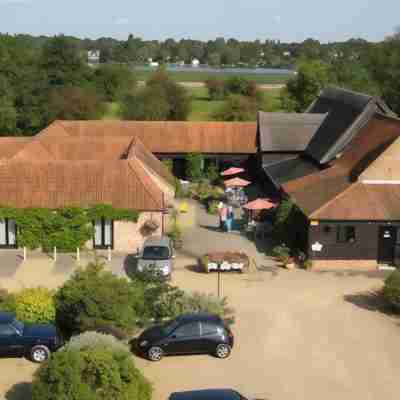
[0,219,17,248]
[93,219,113,249]
[377,226,397,264]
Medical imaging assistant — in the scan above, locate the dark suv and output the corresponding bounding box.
[136,313,234,361]
[0,312,62,363]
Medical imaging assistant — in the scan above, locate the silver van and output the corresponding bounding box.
[137,236,174,278]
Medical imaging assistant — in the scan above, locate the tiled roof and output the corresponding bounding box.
[0,160,164,210]
[258,112,327,152]
[57,121,258,154]
[0,138,32,159]
[283,113,400,218]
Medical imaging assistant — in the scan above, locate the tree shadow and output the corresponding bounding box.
[123,254,138,279]
[199,224,222,233]
[185,262,205,274]
[344,290,399,316]
[5,382,32,400]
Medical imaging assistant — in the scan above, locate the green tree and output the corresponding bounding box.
[41,35,92,87]
[94,64,137,101]
[213,95,258,121]
[282,60,331,112]
[122,85,170,120]
[54,262,144,336]
[185,152,204,182]
[32,340,152,400]
[45,86,104,123]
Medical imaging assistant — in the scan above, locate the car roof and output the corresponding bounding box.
[143,235,171,247]
[169,389,243,400]
[0,312,16,324]
[177,313,222,324]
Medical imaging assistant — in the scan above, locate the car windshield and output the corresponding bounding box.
[11,318,24,334]
[142,246,170,260]
[161,319,180,336]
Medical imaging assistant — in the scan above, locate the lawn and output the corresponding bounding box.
[134,69,291,85]
[102,86,283,122]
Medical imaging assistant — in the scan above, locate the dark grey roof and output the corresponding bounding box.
[305,86,394,164]
[263,156,321,187]
[258,112,327,152]
[169,389,242,400]
[262,153,299,167]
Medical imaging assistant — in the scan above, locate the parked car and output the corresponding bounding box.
[169,389,248,400]
[137,235,175,278]
[135,313,234,361]
[0,312,62,363]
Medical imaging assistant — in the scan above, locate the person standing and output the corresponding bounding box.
[220,204,228,232]
[217,201,224,230]
[226,205,234,232]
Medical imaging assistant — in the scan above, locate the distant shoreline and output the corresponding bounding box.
[138,81,285,90]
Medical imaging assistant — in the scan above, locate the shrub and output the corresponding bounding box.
[174,178,186,198]
[32,340,152,400]
[272,244,291,265]
[63,331,129,353]
[208,200,219,215]
[185,152,204,182]
[205,162,220,184]
[213,94,258,121]
[13,288,56,324]
[382,270,400,311]
[303,260,313,270]
[205,78,226,100]
[0,288,16,313]
[54,261,144,336]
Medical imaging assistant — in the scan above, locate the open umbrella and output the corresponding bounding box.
[243,198,277,210]
[221,167,245,176]
[224,177,251,188]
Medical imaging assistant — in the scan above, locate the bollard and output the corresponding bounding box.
[108,246,111,261]
[53,246,57,262]
[77,247,80,262]
[23,246,27,261]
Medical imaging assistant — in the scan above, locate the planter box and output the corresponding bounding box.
[203,252,249,273]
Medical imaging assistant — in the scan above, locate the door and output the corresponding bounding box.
[378,226,397,265]
[198,321,222,353]
[0,324,23,357]
[93,219,113,249]
[0,219,17,248]
[165,322,202,354]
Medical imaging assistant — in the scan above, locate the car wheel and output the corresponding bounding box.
[30,345,50,363]
[147,346,163,361]
[215,343,231,359]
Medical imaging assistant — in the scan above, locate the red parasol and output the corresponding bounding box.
[224,177,251,187]
[243,198,277,210]
[221,167,245,176]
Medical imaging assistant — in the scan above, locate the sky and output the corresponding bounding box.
[0,0,399,42]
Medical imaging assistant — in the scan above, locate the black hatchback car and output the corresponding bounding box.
[0,312,62,363]
[169,389,248,400]
[136,313,234,361]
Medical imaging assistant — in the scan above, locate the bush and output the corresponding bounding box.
[32,339,152,400]
[272,244,291,265]
[63,331,129,353]
[382,270,400,311]
[205,162,220,184]
[54,261,144,336]
[205,78,226,100]
[12,288,56,324]
[0,288,16,313]
[185,152,204,182]
[213,94,258,121]
[208,200,219,215]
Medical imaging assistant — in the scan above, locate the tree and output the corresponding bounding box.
[185,153,204,182]
[382,270,400,310]
[282,60,331,112]
[213,95,258,121]
[32,336,152,400]
[54,262,144,336]
[94,64,136,101]
[205,78,226,100]
[123,67,192,121]
[40,35,91,87]
[122,85,170,120]
[45,86,104,123]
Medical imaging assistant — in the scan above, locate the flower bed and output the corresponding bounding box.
[201,252,249,273]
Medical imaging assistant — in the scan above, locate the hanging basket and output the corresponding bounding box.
[140,219,160,236]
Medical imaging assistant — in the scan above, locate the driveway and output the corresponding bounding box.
[134,266,400,400]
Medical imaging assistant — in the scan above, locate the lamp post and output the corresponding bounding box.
[217,263,222,298]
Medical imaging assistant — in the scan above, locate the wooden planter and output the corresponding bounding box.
[203,252,249,273]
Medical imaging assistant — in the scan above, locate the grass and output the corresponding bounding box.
[102,86,283,122]
[134,69,291,85]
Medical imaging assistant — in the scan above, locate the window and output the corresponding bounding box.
[93,219,113,249]
[174,322,201,338]
[201,322,219,336]
[337,226,356,243]
[0,324,16,336]
[142,246,170,260]
[0,218,17,248]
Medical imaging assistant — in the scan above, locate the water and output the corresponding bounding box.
[134,64,295,75]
